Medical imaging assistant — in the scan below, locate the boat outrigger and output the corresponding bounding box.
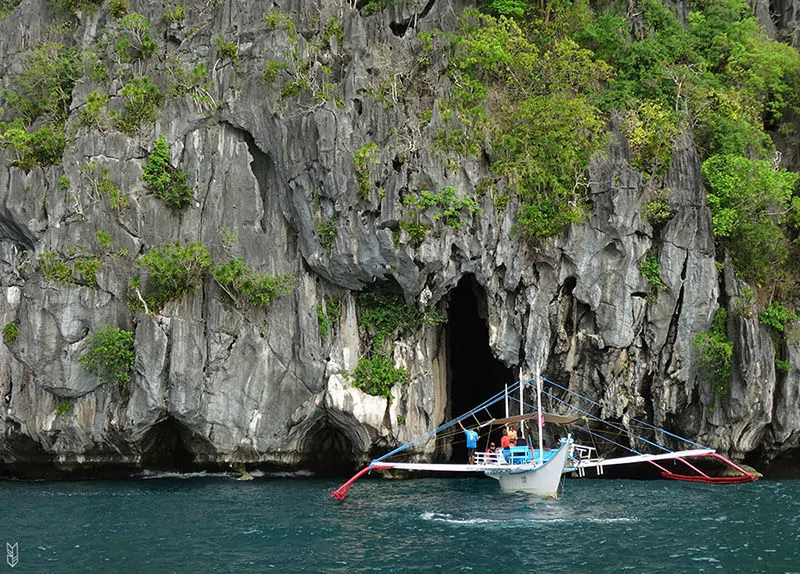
[332,373,759,501]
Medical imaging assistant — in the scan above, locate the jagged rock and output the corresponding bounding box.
[0,0,798,477]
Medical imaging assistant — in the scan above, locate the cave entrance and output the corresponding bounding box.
[447,275,516,463]
[303,418,357,476]
[140,418,195,472]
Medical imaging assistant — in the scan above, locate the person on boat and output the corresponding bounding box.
[500,428,510,450]
[487,442,496,453]
[507,426,518,447]
[458,421,479,464]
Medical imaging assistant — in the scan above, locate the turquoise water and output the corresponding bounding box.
[1,474,798,573]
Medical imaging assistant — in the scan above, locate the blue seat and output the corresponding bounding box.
[506,446,533,464]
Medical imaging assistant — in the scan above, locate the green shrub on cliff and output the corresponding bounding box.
[693,308,733,396]
[79,325,135,385]
[0,0,22,19]
[211,257,295,309]
[701,154,798,285]
[358,292,445,350]
[0,120,66,171]
[141,137,194,211]
[136,242,211,310]
[2,322,18,344]
[3,41,80,123]
[352,354,409,400]
[110,76,163,135]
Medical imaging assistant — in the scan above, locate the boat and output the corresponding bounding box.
[332,373,759,501]
[333,370,575,500]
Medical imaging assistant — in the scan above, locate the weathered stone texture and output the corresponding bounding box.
[0,0,799,475]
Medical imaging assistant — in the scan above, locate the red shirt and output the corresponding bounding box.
[500,435,510,449]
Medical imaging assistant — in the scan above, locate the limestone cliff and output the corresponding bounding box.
[0,0,798,477]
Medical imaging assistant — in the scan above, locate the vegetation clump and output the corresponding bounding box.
[354,142,379,199]
[79,325,135,385]
[401,186,480,245]
[352,354,409,400]
[211,258,295,309]
[55,398,75,416]
[110,76,163,135]
[639,254,666,297]
[141,137,194,211]
[2,322,18,344]
[135,242,211,311]
[693,308,734,396]
[317,297,341,341]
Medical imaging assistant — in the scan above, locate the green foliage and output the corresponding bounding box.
[358,292,446,350]
[95,231,112,250]
[701,154,798,284]
[759,303,797,333]
[141,137,194,211]
[263,60,288,83]
[218,226,237,246]
[0,0,23,19]
[354,142,379,200]
[78,91,108,130]
[137,242,211,310]
[113,12,158,62]
[643,190,672,227]
[352,354,409,400]
[216,37,240,70]
[108,0,128,19]
[317,219,338,254]
[38,250,102,289]
[322,18,344,45]
[74,256,101,288]
[775,359,790,374]
[361,0,386,16]
[96,168,128,209]
[317,297,341,341]
[59,175,70,190]
[2,322,18,344]
[39,250,74,284]
[639,254,666,295]
[3,41,80,123]
[623,101,682,178]
[399,221,429,247]
[264,9,297,41]
[211,258,295,309]
[402,187,480,238]
[166,61,215,111]
[446,11,611,240]
[110,76,162,135]
[693,308,733,396]
[483,0,526,18]
[78,325,135,386]
[0,120,66,171]
[162,2,185,24]
[55,398,75,416]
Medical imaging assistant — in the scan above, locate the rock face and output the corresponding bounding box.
[0,0,798,476]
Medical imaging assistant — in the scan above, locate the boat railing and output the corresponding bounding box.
[474,451,506,465]
[571,444,597,461]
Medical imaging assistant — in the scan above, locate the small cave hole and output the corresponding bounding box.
[303,419,357,476]
[139,418,195,472]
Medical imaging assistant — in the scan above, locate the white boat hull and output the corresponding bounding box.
[485,439,571,498]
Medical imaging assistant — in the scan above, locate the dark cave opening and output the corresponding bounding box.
[447,275,516,463]
[140,418,195,471]
[303,419,357,477]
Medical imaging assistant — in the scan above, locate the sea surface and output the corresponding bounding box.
[0,473,797,573]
